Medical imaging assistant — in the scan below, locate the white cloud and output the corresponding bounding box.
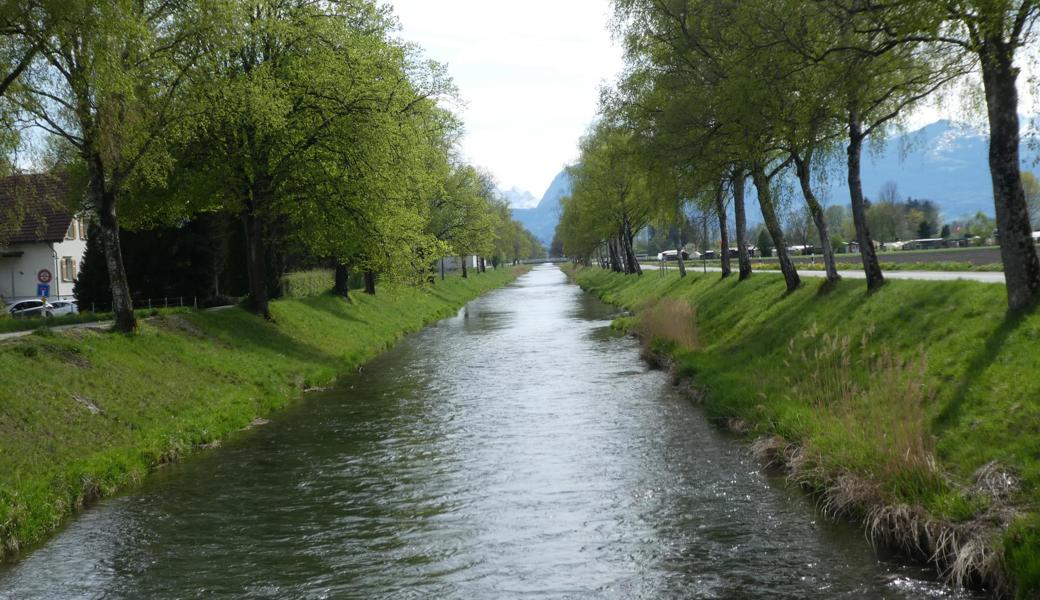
[388,0,623,196]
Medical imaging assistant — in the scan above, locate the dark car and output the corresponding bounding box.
[8,299,54,318]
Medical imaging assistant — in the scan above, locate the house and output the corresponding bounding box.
[0,173,87,303]
[900,238,945,251]
[847,239,881,253]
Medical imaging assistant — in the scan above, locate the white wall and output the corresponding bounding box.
[0,221,88,303]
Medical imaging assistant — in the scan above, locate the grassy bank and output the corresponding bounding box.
[644,260,1004,272]
[0,267,524,560]
[568,265,1039,598]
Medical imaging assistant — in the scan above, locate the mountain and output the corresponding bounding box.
[508,119,1034,244]
[817,118,1038,219]
[511,170,572,245]
[501,186,539,209]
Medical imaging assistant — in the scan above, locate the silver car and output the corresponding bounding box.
[49,300,78,316]
[8,299,55,318]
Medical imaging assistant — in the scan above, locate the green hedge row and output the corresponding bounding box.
[280,269,335,298]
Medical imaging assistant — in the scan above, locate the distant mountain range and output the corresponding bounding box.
[507,118,1038,245]
[819,118,1038,219]
[509,170,572,246]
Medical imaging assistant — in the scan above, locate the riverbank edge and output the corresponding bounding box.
[0,267,527,563]
[563,265,1038,599]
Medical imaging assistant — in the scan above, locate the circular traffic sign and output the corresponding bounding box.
[37,269,52,284]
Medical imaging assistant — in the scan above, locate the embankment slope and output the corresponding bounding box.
[570,266,1039,598]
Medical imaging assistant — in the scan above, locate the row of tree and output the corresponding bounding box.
[0,1,543,331]
[557,0,1040,309]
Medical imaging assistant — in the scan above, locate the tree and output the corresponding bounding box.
[177,0,447,317]
[17,0,222,332]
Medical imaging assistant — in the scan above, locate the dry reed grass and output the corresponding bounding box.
[784,324,940,497]
[638,298,699,350]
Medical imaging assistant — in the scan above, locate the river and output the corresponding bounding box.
[0,266,971,599]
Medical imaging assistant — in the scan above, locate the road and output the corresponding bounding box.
[0,320,110,342]
[0,305,236,342]
[643,263,1006,284]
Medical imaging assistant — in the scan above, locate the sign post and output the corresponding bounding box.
[37,269,53,299]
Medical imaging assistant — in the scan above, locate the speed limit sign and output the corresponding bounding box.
[37,269,52,284]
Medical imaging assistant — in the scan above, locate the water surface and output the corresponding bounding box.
[0,266,970,598]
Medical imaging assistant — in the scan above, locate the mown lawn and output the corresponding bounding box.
[571,266,1040,596]
[0,268,523,559]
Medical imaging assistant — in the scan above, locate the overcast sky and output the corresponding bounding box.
[388,0,623,201]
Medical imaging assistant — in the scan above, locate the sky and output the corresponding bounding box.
[388,1,624,206]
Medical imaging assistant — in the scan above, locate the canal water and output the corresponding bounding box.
[0,266,970,599]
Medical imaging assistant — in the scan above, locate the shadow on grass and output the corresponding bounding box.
[192,309,336,367]
[935,308,1031,430]
[300,294,370,326]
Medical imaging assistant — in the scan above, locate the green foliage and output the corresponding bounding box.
[0,267,524,559]
[280,270,334,299]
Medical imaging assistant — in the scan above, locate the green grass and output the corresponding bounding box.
[746,261,1004,272]
[569,265,1040,597]
[643,260,1004,272]
[0,267,523,559]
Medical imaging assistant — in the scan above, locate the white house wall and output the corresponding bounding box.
[0,237,86,303]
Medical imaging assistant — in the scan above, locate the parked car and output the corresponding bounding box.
[50,300,78,316]
[656,249,690,261]
[8,299,54,318]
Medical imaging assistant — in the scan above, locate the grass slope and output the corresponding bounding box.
[570,266,1039,597]
[0,268,523,559]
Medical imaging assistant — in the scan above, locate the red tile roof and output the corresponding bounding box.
[0,173,77,245]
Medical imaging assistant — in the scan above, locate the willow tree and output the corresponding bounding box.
[872,0,1040,308]
[16,0,222,332]
[567,123,650,276]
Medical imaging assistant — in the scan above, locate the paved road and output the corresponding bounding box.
[643,263,1006,284]
[0,320,110,342]
[0,305,237,342]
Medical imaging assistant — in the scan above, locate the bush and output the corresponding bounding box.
[280,269,334,298]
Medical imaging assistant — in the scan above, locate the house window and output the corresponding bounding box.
[65,221,76,241]
[60,256,77,282]
[79,217,89,240]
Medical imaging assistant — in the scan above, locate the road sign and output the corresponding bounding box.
[37,269,52,284]
[37,284,50,298]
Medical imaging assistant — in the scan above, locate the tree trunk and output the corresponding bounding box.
[334,263,350,300]
[732,169,752,280]
[440,257,445,280]
[363,270,376,295]
[460,256,468,278]
[92,173,136,332]
[715,183,731,278]
[794,152,840,284]
[479,256,486,273]
[676,220,687,278]
[608,238,622,272]
[621,216,642,275]
[751,166,800,292]
[980,42,1040,310]
[847,109,884,290]
[241,209,271,319]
